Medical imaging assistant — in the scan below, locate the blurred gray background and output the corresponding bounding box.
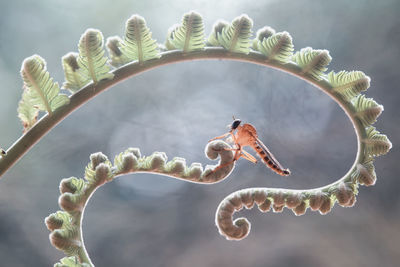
[0,0,399,266]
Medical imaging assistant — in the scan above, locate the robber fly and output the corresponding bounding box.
[208,117,290,176]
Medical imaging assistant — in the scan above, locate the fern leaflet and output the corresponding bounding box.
[328,70,370,100]
[292,47,331,80]
[77,29,114,84]
[165,11,205,52]
[257,31,294,63]
[363,126,392,157]
[207,20,229,47]
[215,15,253,54]
[121,15,160,63]
[352,95,383,126]
[252,26,275,50]
[17,90,39,132]
[62,52,91,93]
[20,55,70,116]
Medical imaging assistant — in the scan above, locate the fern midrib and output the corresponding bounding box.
[85,33,97,83]
[229,18,244,52]
[24,66,52,115]
[301,51,326,76]
[183,14,194,53]
[268,35,286,61]
[354,106,381,119]
[332,77,368,93]
[133,18,143,63]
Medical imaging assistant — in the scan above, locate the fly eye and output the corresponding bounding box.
[231,119,241,130]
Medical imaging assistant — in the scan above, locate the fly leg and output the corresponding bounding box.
[240,149,258,164]
[205,146,241,177]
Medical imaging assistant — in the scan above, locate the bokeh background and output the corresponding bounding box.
[0,0,399,266]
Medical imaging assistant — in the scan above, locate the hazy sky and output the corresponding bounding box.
[0,1,399,266]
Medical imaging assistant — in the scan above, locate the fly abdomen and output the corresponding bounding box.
[253,143,291,176]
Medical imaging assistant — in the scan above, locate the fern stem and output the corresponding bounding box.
[0,47,364,191]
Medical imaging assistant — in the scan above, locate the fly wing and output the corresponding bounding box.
[254,137,290,176]
[255,138,285,169]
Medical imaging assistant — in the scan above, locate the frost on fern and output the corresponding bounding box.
[165,11,205,52]
[107,15,160,66]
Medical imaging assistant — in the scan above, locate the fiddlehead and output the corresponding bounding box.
[45,141,235,266]
[0,11,390,264]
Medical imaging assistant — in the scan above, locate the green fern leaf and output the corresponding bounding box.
[45,211,72,231]
[292,47,332,80]
[216,15,253,54]
[106,36,130,67]
[363,126,392,157]
[55,257,90,267]
[352,160,376,186]
[257,31,294,63]
[62,52,91,93]
[17,90,38,132]
[352,95,383,126]
[60,177,86,194]
[207,20,229,46]
[121,15,160,63]
[20,55,70,116]
[252,26,275,50]
[77,29,114,84]
[165,11,205,52]
[328,70,370,100]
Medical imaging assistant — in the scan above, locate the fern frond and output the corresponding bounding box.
[106,36,129,67]
[55,257,90,267]
[352,95,383,126]
[17,90,38,132]
[20,55,70,116]
[216,15,253,54]
[352,160,377,186]
[292,47,331,80]
[257,31,294,63]
[120,15,160,63]
[62,52,91,93]
[45,211,72,231]
[165,11,205,52]
[252,26,275,50]
[113,150,138,174]
[363,126,392,157]
[77,29,114,84]
[207,20,229,46]
[328,71,370,100]
[60,177,86,194]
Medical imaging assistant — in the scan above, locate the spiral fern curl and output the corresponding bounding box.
[0,11,390,265]
[45,141,235,266]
